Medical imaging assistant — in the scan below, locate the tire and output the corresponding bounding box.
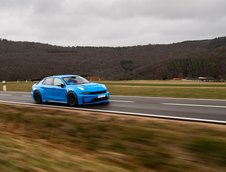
[34,91,42,104]
[67,92,78,106]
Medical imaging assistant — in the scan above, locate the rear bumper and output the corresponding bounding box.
[78,92,110,105]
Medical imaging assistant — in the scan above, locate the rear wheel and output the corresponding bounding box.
[34,91,42,104]
[67,92,78,106]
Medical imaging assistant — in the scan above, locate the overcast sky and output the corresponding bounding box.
[0,0,226,46]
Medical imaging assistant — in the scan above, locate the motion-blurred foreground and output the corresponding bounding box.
[0,104,226,171]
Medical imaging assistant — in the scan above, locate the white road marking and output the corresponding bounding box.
[0,100,225,124]
[22,95,31,98]
[2,97,31,100]
[162,103,226,109]
[0,94,12,96]
[112,95,226,102]
[110,100,134,103]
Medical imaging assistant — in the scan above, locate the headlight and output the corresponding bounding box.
[77,86,85,91]
[102,84,107,89]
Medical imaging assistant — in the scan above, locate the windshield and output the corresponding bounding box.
[63,76,89,85]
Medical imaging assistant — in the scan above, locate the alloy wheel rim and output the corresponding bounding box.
[35,92,40,102]
[68,94,76,105]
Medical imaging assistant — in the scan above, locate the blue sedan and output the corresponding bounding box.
[31,75,110,106]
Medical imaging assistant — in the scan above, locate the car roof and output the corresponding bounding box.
[49,75,78,78]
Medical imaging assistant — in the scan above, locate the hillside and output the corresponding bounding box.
[0,37,226,81]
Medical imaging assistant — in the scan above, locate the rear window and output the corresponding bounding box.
[43,77,53,85]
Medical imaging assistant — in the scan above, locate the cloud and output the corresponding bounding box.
[0,0,225,46]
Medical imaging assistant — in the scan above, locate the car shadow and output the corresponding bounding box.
[42,101,110,109]
[82,102,110,109]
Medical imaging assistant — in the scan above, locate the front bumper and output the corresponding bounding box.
[80,92,110,105]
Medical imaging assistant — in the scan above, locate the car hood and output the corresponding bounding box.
[69,82,106,92]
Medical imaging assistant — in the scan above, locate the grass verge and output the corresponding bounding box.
[0,104,226,171]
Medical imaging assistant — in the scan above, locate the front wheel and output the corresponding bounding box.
[67,92,78,106]
[34,91,42,104]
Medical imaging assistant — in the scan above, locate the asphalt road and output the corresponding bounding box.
[0,91,226,123]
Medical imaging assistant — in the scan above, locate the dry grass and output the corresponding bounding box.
[0,81,34,92]
[101,80,226,86]
[105,85,226,99]
[0,104,226,171]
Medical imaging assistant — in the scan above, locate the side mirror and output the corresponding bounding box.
[58,83,65,88]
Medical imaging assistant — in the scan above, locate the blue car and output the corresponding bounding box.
[31,75,110,106]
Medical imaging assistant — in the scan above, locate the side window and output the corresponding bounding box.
[53,78,64,86]
[43,77,53,85]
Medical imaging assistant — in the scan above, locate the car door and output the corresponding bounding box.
[41,77,54,101]
[52,77,67,102]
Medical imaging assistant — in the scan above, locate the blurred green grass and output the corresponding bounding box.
[0,104,226,171]
[187,137,226,166]
[1,80,226,99]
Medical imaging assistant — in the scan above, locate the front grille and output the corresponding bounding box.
[83,90,107,95]
[82,95,109,104]
[93,96,108,102]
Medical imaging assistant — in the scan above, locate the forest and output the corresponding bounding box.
[0,37,225,81]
